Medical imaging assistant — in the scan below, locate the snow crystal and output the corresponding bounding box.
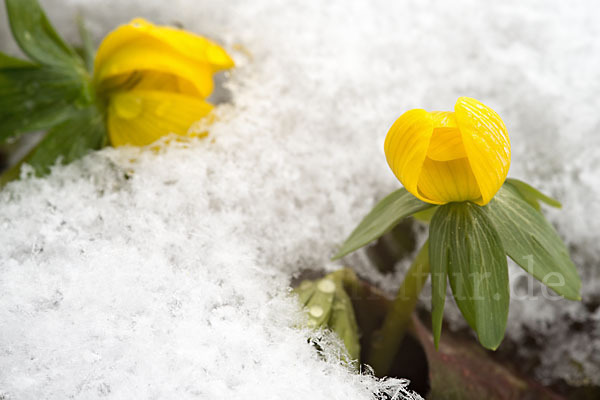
[0,148,421,400]
[1,0,599,396]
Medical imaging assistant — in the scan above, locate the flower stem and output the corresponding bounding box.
[366,240,430,376]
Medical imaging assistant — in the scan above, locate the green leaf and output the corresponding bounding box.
[412,205,438,222]
[506,178,562,210]
[0,66,91,143]
[485,184,581,300]
[332,188,434,260]
[77,15,96,73]
[430,202,509,350]
[304,279,336,327]
[428,209,450,349]
[5,0,82,68]
[329,282,360,361]
[25,106,107,176]
[295,280,317,305]
[294,273,361,363]
[0,51,36,69]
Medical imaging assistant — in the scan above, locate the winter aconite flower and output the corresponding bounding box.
[337,96,580,371]
[93,18,234,146]
[384,97,510,206]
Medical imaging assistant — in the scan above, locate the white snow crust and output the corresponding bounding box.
[1,0,599,397]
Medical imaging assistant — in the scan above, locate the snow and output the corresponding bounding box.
[0,151,421,400]
[1,0,599,397]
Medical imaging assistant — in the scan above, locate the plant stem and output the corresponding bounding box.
[366,240,430,376]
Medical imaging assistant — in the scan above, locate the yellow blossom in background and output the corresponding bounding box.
[93,18,234,146]
[384,97,510,206]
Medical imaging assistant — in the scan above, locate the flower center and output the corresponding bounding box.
[427,127,467,161]
[417,112,481,203]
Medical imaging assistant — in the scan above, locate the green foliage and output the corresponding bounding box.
[506,178,562,210]
[77,15,96,73]
[1,0,106,183]
[0,52,36,68]
[332,188,434,260]
[26,106,107,175]
[429,202,509,350]
[328,282,360,361]
[486,184,581,300]
[5,0,82,68]
[0,66,89,143]
[295,271,361,363]
[336,179,580,352]
[428,206,450,350]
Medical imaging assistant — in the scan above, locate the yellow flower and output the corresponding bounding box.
[384,97,510,206]
[93,18,234,146]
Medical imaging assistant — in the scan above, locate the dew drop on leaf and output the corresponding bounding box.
[317,279,335,294]
[309,305,324,318]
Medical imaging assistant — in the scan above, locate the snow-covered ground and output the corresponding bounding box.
[1,0,599,398]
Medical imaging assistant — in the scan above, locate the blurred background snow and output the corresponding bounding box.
[1,0,599,398]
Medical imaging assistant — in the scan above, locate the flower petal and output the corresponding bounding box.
[384,109,434,202]
[97,71,201,98]
[107,90,213,147]
[455,97,510,205]
[95,36,215,97]
[427,112,467,161]
[95,18,234,75]
[417,157,481,203]
[427,128,467,161]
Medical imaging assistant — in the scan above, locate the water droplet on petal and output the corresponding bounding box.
[155,101,171,117]
[113,95,143,120]
[24,31,32,41]
[130,19,148,29]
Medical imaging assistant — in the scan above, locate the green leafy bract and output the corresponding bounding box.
[5,0,82,68]
[1,0,107,184]
[332,188,434,260]
[485,184,580,300]
[25,106,107,175]
[77,15,96,73]
[430,202,509,350]
[506,178,562,210]
[428,205,450,350]
[0,52,36,68]
[0,66,90,143]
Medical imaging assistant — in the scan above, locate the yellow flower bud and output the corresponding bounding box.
[384,97,510,206]
[93,18,234,147]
